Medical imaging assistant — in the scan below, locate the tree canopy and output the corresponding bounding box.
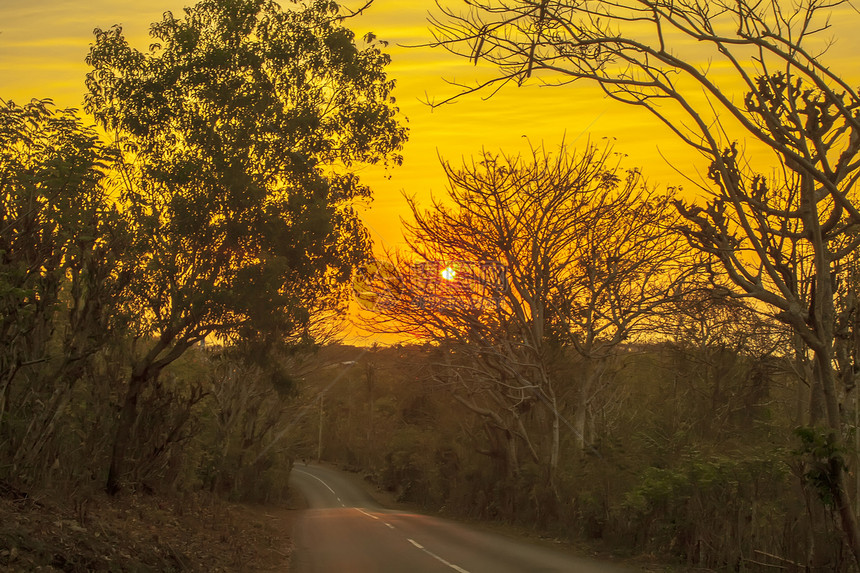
[86,0,406,348]
[0,99,123,448]
[84,0,406,493]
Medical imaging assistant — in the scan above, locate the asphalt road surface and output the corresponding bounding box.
[288,464,636,573]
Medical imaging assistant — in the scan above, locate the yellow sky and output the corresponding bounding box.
[2,0,859,255]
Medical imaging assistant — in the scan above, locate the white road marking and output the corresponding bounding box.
[296,468,469,572]
[407,538,471,573]
[355,508,379,520]
[293,469,338,496]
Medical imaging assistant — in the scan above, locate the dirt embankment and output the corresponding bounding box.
[0,481,298,572]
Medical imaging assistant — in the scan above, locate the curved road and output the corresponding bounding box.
[288,464,635,573]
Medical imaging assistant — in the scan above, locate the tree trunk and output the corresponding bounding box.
[792,332,814,426]
[105,370,147,495]
[548,387,560,479]
[809,358,826,426]
[794,168,860,568]
[0,372,13,451]
[815,349,860,568]
[573,363,597,452]
[505,428,518,480]
[14,359,87,474]
[366,363,374,464]
[317,391,324,463]
[810,225,860,567]
[573,396,587,452]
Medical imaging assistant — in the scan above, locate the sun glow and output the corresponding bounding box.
[440,265,456,281]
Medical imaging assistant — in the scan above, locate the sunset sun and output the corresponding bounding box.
[440,265,456,281]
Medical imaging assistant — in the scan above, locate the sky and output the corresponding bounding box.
[2,0,859,251]
[0,0,700,249]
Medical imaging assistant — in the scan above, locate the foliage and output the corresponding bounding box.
[85,0,405,349]
[1,0,407,500]
[83,0,405,493]
[199,348,301,502]
[794,425,850,509]
[0,98,126,481]
[300,340,852,569]
[621,451,793,568]
[359,143,697,508]
[0,98,115,389]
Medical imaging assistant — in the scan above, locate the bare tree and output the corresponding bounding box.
[359,143,694,487]
[428,0,860,562]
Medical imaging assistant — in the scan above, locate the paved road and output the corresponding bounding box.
[288,464,635,573]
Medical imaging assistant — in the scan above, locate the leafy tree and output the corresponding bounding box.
[430,0,860,562]
[0,99,124,478]
[85,0,406,493]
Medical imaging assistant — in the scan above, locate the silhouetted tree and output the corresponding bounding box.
[360,143,694,485]
[85,0,406,494]
[430,0,860,562]
[0,99,126,479]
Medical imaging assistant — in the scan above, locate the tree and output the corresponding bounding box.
[0,99,125,479]
[202,346,300,501]
[429,0,860,563]
[660,291,788,439]
[360,143,694,489]
[85,0,406,494]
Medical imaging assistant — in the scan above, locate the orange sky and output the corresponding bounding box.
[2,0,859,255]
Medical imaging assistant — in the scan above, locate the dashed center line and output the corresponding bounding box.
[355,507,379,520]
[357,509,394,530]
[407,538,471,573]
[298,470,470,573]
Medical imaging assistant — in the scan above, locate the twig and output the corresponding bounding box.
[753,549,805,568]
[338,0,374,20]
[745,558,787,570]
